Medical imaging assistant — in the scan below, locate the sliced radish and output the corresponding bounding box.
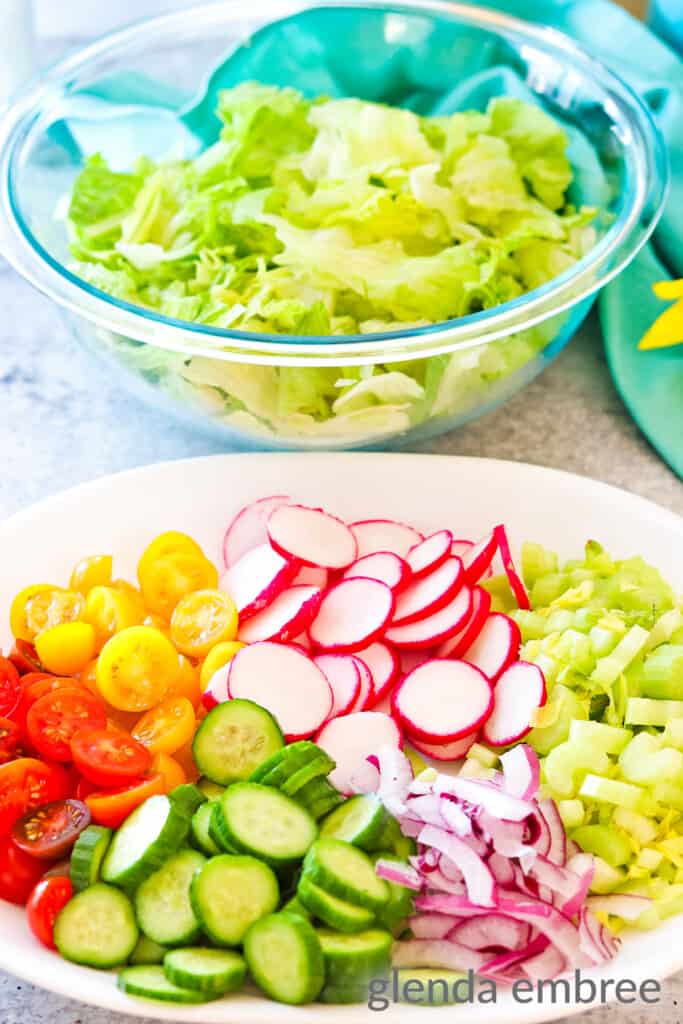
[294,565,329,588]
[451,539,474,559]
[355,642,400,707]
[315,711,402,795]
[220,543,299,620]
[343,552,410,592]
[222,495,290,568]
[407,530,453,579]
[481,662,547,747]
[493,524,531,610]
[228,642,332,741]
[392,659,493,743]
[398,648,434,675]
[385,587,472,650]
[461,612,521,681]
[292,632,312,651]
[350,519,423,559]
[392,557,464,626]
[462,531,497,584]
[309,578,395,653]
[268,505,357,570]
[202,664,230,711]
[408,732,478,763]
[237,585,322,644]
[314,654,362,719]
[348,657,373,712]
[436,586,491,659]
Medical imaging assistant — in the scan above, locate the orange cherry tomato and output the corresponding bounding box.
[170,590,238,659]
[168,655,201,709]
[69,555,113,595]
[139,550,218,621]
[151,752,186,791]
[26,875,73,948]
[171,740,201,784]
[8,640,43,676]
[85,774,165,829]
[26,687,107,762]
[132,696,196,756]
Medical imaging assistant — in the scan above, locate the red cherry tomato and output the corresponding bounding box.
[0,758,71,836]
[26,687,106,762]
[0,718,22,765]
[0,658,21,719]
[74,776,97,802]
[8,641,43,676]
[0,835,46,904]
[71,727,152,787]
[12,799,91,860]
[26,876,73,947]
[85,774,165,828]
[12,675,61,732]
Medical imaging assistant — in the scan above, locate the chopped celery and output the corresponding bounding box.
[544,744,609,798]
[625,697,683,727]
[521,542,558,588]
[588,693,610,721]
[530,574,569,608]
[653,782,683,812]
[512,610,546,642]
[613,807,659,845]
[579,775,650,812]
[637,645,683,700]
[590,626,650,687]
[480,574,516,613]
[589,857,626,894]
[466,744,498,769]
[619,733,683,785]
[458,760,494,780]
[527,685,586,756]
[568,720,632,755]
[589,626,622,659]
[636,848,664,871]
[571,824,632,867]
[544,609,576,633]
[644,609,683,652]
[663,719,683,749]
[558,799,584,829]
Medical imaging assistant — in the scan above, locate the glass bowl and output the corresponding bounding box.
[0,1,668,450]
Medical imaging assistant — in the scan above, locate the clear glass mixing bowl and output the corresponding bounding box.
[0,1,668,450]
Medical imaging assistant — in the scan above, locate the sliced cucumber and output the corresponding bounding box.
[395,968,467,1004]
[259,741,324,788]
[130,935,167,966]
[212,783,317,866]
[393,834,417,861]
[163,947,246,997]
[208,800,238,853]
[371,854,415,935]
[169,783,206,816]
[367,815,415,860]
[70,825,112,892]
[54,884,138,968]
[319,983,368,1004]
[193,699,283,785]
[196,778,225,801]
[282,895,312,920]
[190,854,279,946]
[101,794,190,890]
[304,782,345,820]
[303,839,389,911]
[281,754,335,797]
[320,795,387,849]
[297,877,375,933]
[190,803,221,856]
[244,912,325,1005]
[135,849,205,947]
[118,965,210,1004]
[318,928,392,986]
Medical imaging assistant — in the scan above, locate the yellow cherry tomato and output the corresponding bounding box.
[137,532,205,588]
[112,579,147,621]
[96,626,178,712]
[143,613,171,637]
[35,621,96,676]
[85,585,143,652]
[152,752,187,791]
[139,550,218,620]
[132,696,196,756]
[69,555,113,595]
[80,656,100,694]
[199,641,246,691]
[168,654,202,708]
[10,585,84,641]
[170,589,238,659]
[173,740,201,783]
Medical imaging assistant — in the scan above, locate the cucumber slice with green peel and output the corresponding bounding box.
[163,947,247,997]
[394,968,467,1004]
[297,877,375,932]
[393,834,417,861]
[117,965,210,1004]
[320,795,387,849]
[135,849,206,947]
[70,825,112,892]
[169,783,206,816]
[196,778,224,801]
[260,741,324,788]
[190,803,221,856]
[193,699,284,786]
[212,783,318,866]
[208,801,237,853]
[282,895,312,920]
[319,983,369,1004]
[190,854,279,946]
[101,794,191,890]
[307,789,345,821]
[281,754,335,797]
[244,912,325,1005]
[248,746,288,784]
[54,884,138,968]
[373,866,415,935]
[303,839,389,911]
[130,936,167,966]
[318,929,393,986]
[366,815,415,859]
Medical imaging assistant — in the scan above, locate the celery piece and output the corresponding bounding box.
[638,645,683,700]
[588,693,610,721]
[466,744,498,769]
[653,884,683,921]
[512,610,547,642]
[613,808,658,846]
[579,775,648,811]
[625,698,683,728]
[530,574,569,608]
[569,720,632,755]
[636,848,663,871]
[458,760,494,780]
[644,610,683,653]
[590,626,650,688]
[589,857,626,894]
[618,733,683,785]
[663,719,683,749]
[558,799,584,830]
[545,745,609,798]
[652,781,683,812]
[544,609,575,634]
[528,686,586,756]
[481,574,515,613]
[589,626,621,659]
[571,824,632,867]
[521,542,558,589]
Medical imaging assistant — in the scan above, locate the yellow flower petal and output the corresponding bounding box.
[639,298,683,350]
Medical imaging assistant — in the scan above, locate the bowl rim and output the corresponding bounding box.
[0,0,670,367]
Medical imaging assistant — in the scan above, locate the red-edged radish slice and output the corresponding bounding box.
[493,524,531,610]
[292,632,312,652]
[316,711,402,795]
[343,552,410,592]
[451,539,474,560]
[407,731,478,763]
[228,642,332,741]
[350,519,423,559]
[481,662,546,747]
[461,612,521,682]
[348,657,373,712]
[407,530,453,579]
[314,654,362,719]
[392,659,493,743]
[355,642,400,707]
[309,578,395,653]
[436,586,491,659]
[237,585,323,644]
[222,495,290,568]
[398,648,434,675]
[385,587,472,650]
[392,557,464,626]
[268,505,357,570]
[220,543,299,620]
[462,531,497,584]
[294,565,329,588]
[201,664,230,711]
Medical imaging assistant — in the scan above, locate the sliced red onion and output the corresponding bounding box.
[375,859,422,891]
[539,798,567,866]
[405,794,450,828]
[409,913,459,940]
[521,943,567,981]
[438,776,534,822]
[374,745,412,816]
[586,894,651,922]
[496,895,585,965]
[477,811,531,859]
[578,907,620,964]
[439,794,472,836]
[561,854,595,918]
[450,915,531,953]
[415,893,499,918]
[480,935,548,978]
[527,855,586,899]
[425,870,467,896]
[488,851,516,887]
[392,939,487,973]
[500,744,540,801]
[418,826,496,908]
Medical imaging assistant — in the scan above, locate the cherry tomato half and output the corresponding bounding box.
[0,717,22,765]
[71,727,151,787]
[0,658,21,719]
[8,640,44,676]
[85,774,165,829]
[0,835,47,904]
[96,626,178,712]
[0,758,71,836]
[74,777,97,802]
[26,876,73,947]
[26,687,106,762]
[132,696,196,756]
[12,799,91,860]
